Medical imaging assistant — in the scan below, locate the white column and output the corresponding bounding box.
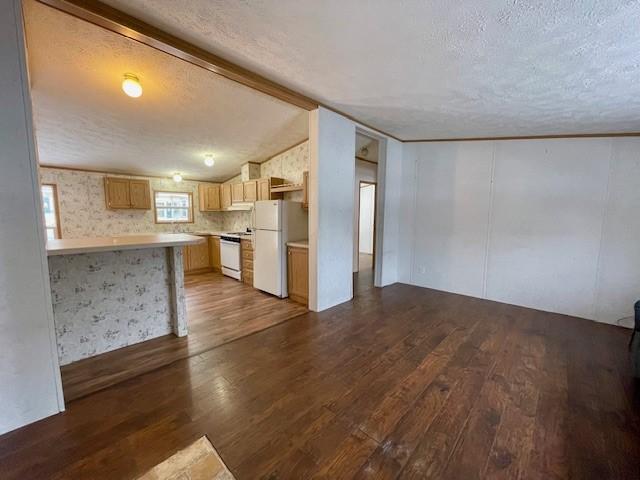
[308,107,356,312]
[0,0,64,434]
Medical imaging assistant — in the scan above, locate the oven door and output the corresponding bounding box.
[220,239,241,272]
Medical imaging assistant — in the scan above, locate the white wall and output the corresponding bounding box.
[0,0,64,434]
[353,159,377,271]
[401,138,640,325]
[309,107,355,311]
[359,184,375,254]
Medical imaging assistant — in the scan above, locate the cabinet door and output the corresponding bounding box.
[105,177,131,209]
[243,180,258,202]
[221,184,232,209]
[231,183,244,203]
[257,178,270,201]
[287,246,308,305]
[207,185,221,210]
[129,179,150,209]
[209,236,221,270]
[183,245,191,272]
[187,237,210,271]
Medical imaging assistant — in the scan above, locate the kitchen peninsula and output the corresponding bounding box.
[46,234,202,365]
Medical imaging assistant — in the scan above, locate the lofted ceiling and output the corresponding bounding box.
[23,0,308,181]
[100,0,640,140]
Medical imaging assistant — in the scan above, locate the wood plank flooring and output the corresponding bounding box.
[1,282,639,479]
[60,272,308,401]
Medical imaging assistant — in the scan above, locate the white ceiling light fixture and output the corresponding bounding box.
[204,154,215,167]
[122,73,142,98]
[172,172,183,183]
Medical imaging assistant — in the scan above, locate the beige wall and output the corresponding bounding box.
[261,140,309,201]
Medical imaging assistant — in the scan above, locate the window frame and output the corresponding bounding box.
[153,190,194,224]
[41,183,62,239]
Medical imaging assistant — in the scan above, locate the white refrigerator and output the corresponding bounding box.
[253,200,308,297]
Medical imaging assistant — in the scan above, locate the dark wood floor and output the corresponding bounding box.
[1,280,639,479]
[60,272,308,401]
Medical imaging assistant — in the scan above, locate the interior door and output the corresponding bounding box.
[254,229,281,296]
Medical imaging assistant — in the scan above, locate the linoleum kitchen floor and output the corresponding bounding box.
[60,272,308,401]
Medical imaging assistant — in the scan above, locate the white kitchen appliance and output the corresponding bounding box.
[253,200,308,297]
[220,234,242,280]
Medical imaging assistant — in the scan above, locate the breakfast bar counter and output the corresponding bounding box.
[46,234,203,365]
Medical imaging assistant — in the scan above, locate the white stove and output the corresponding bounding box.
[219,231,252,280]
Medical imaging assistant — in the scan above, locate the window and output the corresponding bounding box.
[41,184,61,239]
[154,191,193,223]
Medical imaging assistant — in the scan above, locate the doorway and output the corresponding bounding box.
[355,181,377,292]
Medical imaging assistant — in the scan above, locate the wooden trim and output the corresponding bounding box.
[355,155,377,165]
[41,183,63,239]
[264,138,309,162]
[403,132,640,143]
[39,164,220,183]
[153,190,194,224]
[36,0,318,111]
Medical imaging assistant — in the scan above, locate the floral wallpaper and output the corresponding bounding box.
[261,140,309,202]
[40,168,224,238]
[49,247,183,365]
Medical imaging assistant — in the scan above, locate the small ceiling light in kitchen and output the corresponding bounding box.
[122,73,142,98]
[172,172,183,183]
[204,154,215,167]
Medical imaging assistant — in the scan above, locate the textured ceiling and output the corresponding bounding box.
[101,0,640,140]
[23,0,308,181]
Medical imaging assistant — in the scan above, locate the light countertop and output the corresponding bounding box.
[287,239,309,249]
[46,234,204,256]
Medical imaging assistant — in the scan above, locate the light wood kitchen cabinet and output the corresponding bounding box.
[257,177,286,201]
[104,177,150,209]
[209,236,221,272]
[302,171,309,209]
[231,183,244,204]
[241,238,253,286]
[129,180,151,209]
[243,180,258,202]
[287,246,308,305]
[184,236,211,274]
[198,183,221,211]
[221,184,232,209]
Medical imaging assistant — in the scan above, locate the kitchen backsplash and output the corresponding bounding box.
[41,141,308,238]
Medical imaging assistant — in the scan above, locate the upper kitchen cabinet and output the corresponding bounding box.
[231,183,244,204]
[258,177,286,201]
[198,183,221,211]
[243,180,258,202]
[221,184,232,209]
[104,177,150,209]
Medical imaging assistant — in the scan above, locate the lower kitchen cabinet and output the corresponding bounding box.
[287,246,308,305]
[184,236,211,274]
[209,236,221,272]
